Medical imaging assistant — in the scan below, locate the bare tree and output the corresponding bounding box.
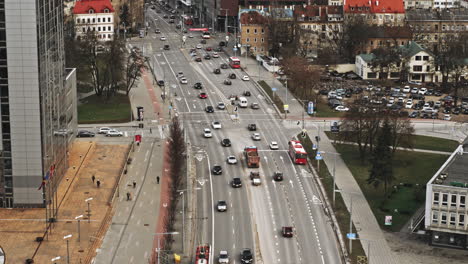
[339,16,371,62]
[124,50,148,95]
[281,56,320,99]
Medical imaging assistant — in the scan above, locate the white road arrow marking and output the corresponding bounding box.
[313,195,323,205]
[289,180,294,187]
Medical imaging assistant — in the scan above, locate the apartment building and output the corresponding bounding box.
[344,0,406,26]
[404,0,434,9]
[425,139,468,249]
[73,0,115,41]
[239,11,269,56]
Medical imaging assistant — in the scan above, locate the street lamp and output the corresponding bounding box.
[85,197,93,223]
[75,215,83,242]
[154,232,179,264]
[63,234,72,264]
[320,151,341,206]
[177,188,201,254]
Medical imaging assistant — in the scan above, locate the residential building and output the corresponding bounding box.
[425,139,468,249]
[112,0,144,32]
[406,9,468,52]
[361,26,413,54]
[239,10,269,56]
[73,0,115,41]
[0,0,77,209]
[433,0,460,8]
[329,0,344,5]
[343,0,406,26]
[404,0,433,9]
[294,5,344,58]
[355,41,435,81]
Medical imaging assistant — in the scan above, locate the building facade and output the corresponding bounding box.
[0,0,76,208]
[73,0,115,41]
[404,0,433,9]
[425,139,468,249]
[344,0,406,26]
[433,0,460,8]
[239,11,269,56]
[362,26,412,53]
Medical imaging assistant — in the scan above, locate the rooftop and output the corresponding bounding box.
[73,0,115,15]
[344,0,405,14]
[428,140,468,188]
[294,5,343,19]
[406,8,468,21]
[240,10,268,25]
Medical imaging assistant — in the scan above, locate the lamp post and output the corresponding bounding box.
[63,234,72,264]
[177,188,201,254]
[320,151,341,206]
[85,197,93,223]
[154,232,179,264]
[75,215,83,242]
[122,22,127,41]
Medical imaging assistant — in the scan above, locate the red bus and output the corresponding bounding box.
[182,15,193,26]
[229,57,241,69]
[288,140,308,165]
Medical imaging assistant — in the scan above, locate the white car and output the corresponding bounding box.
[196,44,203,49]
[217,201,227,212]
[188,34,194,38]
[411,87,419,94]
[242,75,250,81]
[335,106,349,112]
[203,128,212,138]
[218,250,229,263]
[106,130,123,137]
[405,102,413,109]
[212,121,222,129]
[160,36,166,41]
[217,102,226,110]
[418,87,427,95]
[212,52,219,58]
[270,141,279,150]
[252,133,261,141]
[402,86,411,93]
[443,114,451,121]
[98,127,112,134]
[227,156,237,164]
[180,77,188,84]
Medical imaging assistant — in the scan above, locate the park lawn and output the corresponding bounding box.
[78,93,131,124]
[325,132,459,153]
[334,144,448,231]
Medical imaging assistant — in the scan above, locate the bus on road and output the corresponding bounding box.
[288,140,308,165]
[229,57,241,69]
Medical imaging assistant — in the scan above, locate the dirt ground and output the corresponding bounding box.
[385,232,468,264]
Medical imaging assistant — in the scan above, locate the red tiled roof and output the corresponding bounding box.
[240,11,267,25]
[294,5,343,18]
[73,0,115,15]
[344,0,405,14]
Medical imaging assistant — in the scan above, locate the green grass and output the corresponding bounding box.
[78,93,131,124]
[257,80,285,113]
[299,134,367,264]
[333,144,448,231]
[325,132,458,153]
[314,100,345,118]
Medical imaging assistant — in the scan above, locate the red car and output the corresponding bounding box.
[206,47,212,51]
[199,92,208,99]
[282,226,293,237]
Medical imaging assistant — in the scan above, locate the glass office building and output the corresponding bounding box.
[0,0,77,208]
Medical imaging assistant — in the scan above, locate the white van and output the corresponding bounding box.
[239,97,248,108]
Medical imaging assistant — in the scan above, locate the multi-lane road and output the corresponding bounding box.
[135,6,344,264]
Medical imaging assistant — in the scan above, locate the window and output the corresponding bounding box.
[442,193,448,206]
[459,214,465,227]
[442,24,446,31]
[261,28,264,34]
[450,213,456,226]
[246,29,250,33]
[98,18,101,22]
[82,27,86,32]
[426,65,430,72]
[254,29,257,34]
[108,26,111,31]
[246,38,250,43]
[104,8,109,13]
[367,72,377,78]
[415,56,421,61]
[451,194,457,207]
[254,38,257,43]
[108,17,111,22]
[92,18,95,23]
[434,192,440,205]
[435,25,438,30]
[423,56,429,61]
[460,195,465,208]
[261,38,264,43]
[77,18,81,24]
[87,18,90,23]
[441,212,447,224]
[88,9,95,14]
[98,27,101,31]
[413,66,423,72]
[432,211,439,224]
[322,25,326,31]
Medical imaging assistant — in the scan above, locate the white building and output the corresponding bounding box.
[433,0,460,8]
[73,0,115,41]
[404,0,434,9]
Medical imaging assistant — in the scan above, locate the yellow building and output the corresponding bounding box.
[239,11,269,56]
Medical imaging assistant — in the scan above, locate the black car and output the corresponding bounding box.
[157,80,165,86]
[213,68,221,74]
[243,91,251,96]
[155,29,161,34]
[205,106,214,113]
[463,108,468,115]
[453,107,461,115]
[443,107,451,114]
[193,82,203,89]
[240,248,253,264]
[219,41,226,46]
[176,24,181,29]
[163,45,170,50]
[163,15,168,18]
[169,19,175,23]
[248,124,257,131]
[220,63,228,69]
[77,130,95,138]
[204,54,211,60]
[200,39,207,44]
[231,178,242,188]
[214,47,222,52]
[212,165,222,175]
[228,73,236,79]
[224,79,232,85]
[409,111,419,118]
[434,90,442,96]
[221,138,231,147]
[273,172,283,181]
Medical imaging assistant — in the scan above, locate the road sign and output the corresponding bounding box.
[233,47,237,51]
[347,233,356,240]
[272,88,277,92]
[312,144,317,150]
[315,154,322,160]
[385,215,393,226]
[284,105,289,111]
[307,101,314,114]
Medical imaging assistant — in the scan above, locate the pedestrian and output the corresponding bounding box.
[96,179,101,188]
[126,192,131,201]
[150,128,152,134]
[156,176,160,184]
[133,180,136,188]
[92,175,95,184]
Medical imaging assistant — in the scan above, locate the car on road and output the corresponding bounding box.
[204,54,211,60]
[168,19,175,23]
[163,45,170,50]
[335,105,349,112]
[212,52,219,58]
[163,15,168,18]
[195,57,202,62]
[217,102,226,110]
[269,141,279,150]
[160,36,167,41]
[206,47,212,51]
[179,77,188,84]
[248,124,256,131]
[250,103,259,109]
[224,79,232,85]
[218,250,229,264]
[203,128,212,138]
[212,165,223,175]
[282,226,293,238]
[196,44,203,49]
[177,72,184,78]
[228,73,236,79]
[217,200,227,212]
[231,177,242,188]
[212,121,222,129]
[200,39,207,44]
[188,34,194,38]
[213,68,221,74]
[220,63,228,69]
[98,127,112,134]
[157,80,165,86]
[251,133,261,141]
[77,130,95,137]
[227,156,237,164]
[154,28,161,34]
[240,248,253,264]
[273,172,283,181]
[242,75,250,81]
[106,130,123,137]
[193,82,203,89]
[199,92,208,99]
[221,138,231,147]
[243,91,251,96]
[250,171,261,186]
[205,106,214,113]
